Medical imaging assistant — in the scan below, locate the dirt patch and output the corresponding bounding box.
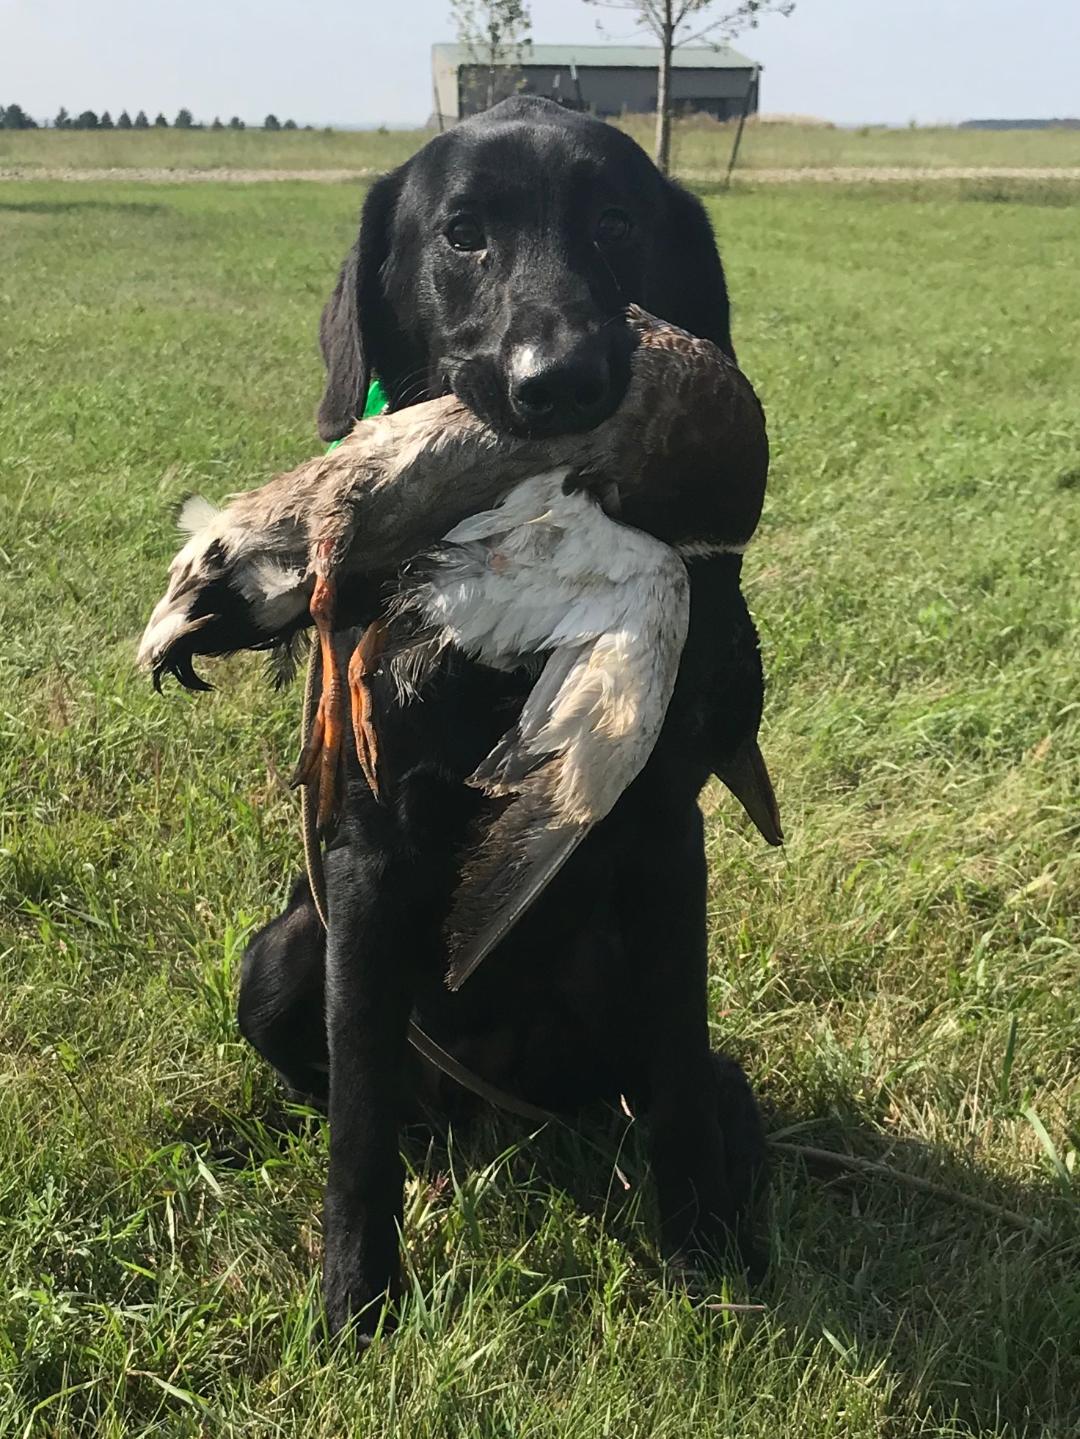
[2,165,1079,186]
[0,166,379,184]
[687,165,1080,184]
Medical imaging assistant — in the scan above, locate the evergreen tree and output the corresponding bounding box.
[134,110,150,129]
[174,107,194,128]
[211,116,224,130]
[228,116,245,130]
[117,110,133,129]
[2,102,38,129]
[100,110,115,129]
[263,113,281,130]
[54,106,71,129]
[283,118,298,129]
[75,110,99,130]
[154,113,169,127]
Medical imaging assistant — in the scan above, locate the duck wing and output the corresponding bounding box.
[439,510,691,990]
[442,643,591,989]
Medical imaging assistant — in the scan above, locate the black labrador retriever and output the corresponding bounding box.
[239,96,770,1337]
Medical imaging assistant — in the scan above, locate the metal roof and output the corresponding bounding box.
[433,42,758,71]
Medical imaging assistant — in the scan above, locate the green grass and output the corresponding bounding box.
[3,120,1080,177]
[1,177,1078,1436]
[0,126,424,174]
[629,118,1080,174]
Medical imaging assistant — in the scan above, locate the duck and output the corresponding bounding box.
[138,306,781,982]
[384,465,692,988]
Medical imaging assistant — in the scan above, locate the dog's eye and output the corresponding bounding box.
[595,209,632,247]
[445,216,486,252]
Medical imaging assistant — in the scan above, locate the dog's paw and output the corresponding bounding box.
[664,1231,768,1299]
[322,1196,402,1347]
[666,1212,768,1290]
[323,1267,397,1347]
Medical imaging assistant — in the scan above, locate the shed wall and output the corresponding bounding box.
[447,63,757,121]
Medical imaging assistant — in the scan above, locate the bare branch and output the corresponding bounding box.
[452,0,532,111]
[576,0,795,171]
[678,2,793,46]
[583,0,794,47]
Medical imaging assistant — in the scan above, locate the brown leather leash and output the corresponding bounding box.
[299,638,558,1127]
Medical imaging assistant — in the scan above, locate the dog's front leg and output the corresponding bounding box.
[625,799,767,1280]
[322,843,414,1341]
[648,1039,767,1283]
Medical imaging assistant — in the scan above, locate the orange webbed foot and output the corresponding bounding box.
[291,572,347,836]
[348,618,387,802]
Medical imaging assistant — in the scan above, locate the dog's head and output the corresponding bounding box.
[317,97,734,442]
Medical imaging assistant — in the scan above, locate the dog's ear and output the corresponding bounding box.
[654,180,735,362]
[317,172,402,442]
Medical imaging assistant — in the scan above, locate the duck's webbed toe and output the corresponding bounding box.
[348,619,388,802]
[291,574,349,837]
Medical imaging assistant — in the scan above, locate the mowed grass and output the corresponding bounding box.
[3,119,1080,177]
[1,177,1078,1436]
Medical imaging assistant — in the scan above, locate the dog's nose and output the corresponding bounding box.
[508,342,613,433]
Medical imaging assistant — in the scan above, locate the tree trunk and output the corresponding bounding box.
[654,7,674,174]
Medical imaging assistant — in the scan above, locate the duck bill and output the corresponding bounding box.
[715,739,783,847]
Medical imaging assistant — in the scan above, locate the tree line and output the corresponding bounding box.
[0,104,307,131]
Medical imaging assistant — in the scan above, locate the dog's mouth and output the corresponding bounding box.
[446,358,522,436]
[447,351,630,441]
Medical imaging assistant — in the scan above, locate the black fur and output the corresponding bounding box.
[240,98,768,1338]
[316,96,733,443]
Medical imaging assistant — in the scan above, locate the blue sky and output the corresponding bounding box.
[3,0,1078,128]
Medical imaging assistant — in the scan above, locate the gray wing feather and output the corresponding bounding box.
[469,644,583,792]
[444,763,589,991]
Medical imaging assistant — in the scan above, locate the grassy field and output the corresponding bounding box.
[1,173,1079,1436]
[3,120,1080,177]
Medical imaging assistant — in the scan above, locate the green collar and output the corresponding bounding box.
[325,377,388,453]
